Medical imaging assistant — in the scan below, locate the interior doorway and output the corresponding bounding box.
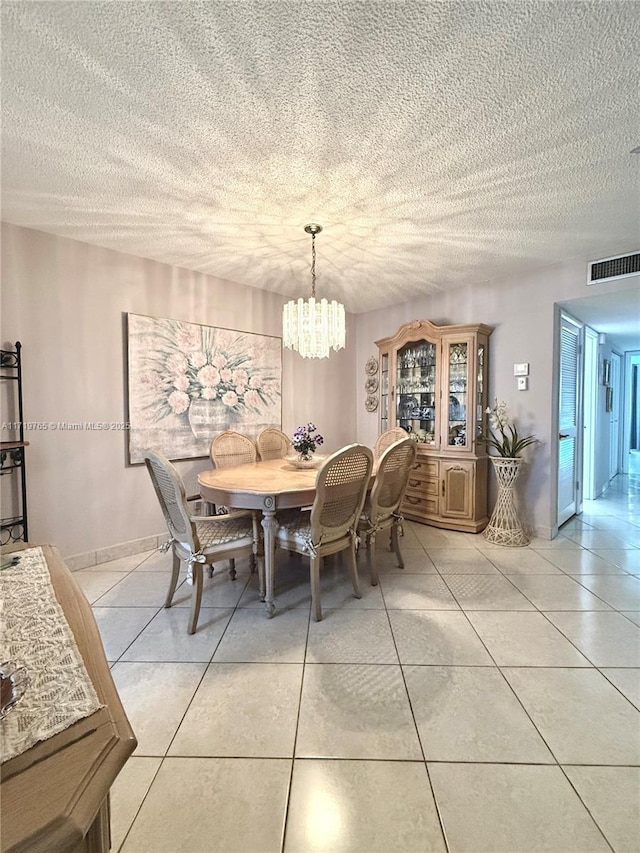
[582,327,598,499]
[609,351,622,481]
[557,312,583,526]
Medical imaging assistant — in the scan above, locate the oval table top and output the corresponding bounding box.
[197,456,324,511]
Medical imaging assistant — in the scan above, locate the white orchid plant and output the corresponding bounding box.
[480,399,537,458]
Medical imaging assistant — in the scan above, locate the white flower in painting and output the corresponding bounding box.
[232,368,249,386]
[189,351,207,369]
[173,375,189,392]
[222,391,238,407]
[235,385,246,397]
[168,390,190,414]
[141,371,164,390]
[202,386,217,400]
[197,365,220,387]
[244,389,261,409]
[212,353,227,369]
[248,375,262,389]
[167,353,188,375]
[220,368,233,383]
[176,326,201,352]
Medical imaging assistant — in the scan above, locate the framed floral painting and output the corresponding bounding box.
[126,313,282,464]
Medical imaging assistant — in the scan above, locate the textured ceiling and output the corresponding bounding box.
[1,1,639,314]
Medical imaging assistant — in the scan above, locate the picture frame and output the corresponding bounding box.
[126,313,282,464]
[602,358,611,386]
[605,385,613,413]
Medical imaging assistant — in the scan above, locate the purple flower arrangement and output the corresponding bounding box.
[291,423,324,459]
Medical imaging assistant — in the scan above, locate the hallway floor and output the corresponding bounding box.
[76,479,640,853]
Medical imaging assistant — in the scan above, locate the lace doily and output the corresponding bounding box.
[1,547,103,763]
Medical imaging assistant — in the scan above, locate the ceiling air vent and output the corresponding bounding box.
[587,251,640,285]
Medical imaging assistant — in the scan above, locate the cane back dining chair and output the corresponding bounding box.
[144,451,261,634]
[209,430,259,571]
[210,430,258,468]
[359,437,417,585]
[274,444,373,621]
[256,427,291,461]
[374,427,408,459]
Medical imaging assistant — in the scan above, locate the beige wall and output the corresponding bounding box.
[1,223,356,558]
[354,260,640,538]
[3,221,637,554]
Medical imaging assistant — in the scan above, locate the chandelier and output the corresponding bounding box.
[282,224,346,359]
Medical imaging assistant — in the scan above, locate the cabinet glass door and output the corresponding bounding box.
[445,340,469,448]
[396,340,437,446]
[380,353,389,432]
[476,343,486,442]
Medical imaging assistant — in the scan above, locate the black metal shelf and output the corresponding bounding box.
[1,342,28,544]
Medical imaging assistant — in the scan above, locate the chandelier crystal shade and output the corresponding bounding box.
[282,224,346,359]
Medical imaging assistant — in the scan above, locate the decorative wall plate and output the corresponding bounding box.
[365,356,378,375]
[364,375,379,394]
[365,395,378,412]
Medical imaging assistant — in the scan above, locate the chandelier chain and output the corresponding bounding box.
[310,231,316,298]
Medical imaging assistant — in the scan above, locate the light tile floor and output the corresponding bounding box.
[76,473,640,852]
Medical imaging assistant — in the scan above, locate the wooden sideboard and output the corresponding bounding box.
[1,544,137,853]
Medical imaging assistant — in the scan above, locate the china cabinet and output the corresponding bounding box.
[376,320,492,532]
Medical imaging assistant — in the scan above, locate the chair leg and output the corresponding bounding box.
[367,531,379,586]
[228,558,237,580]
[164,551,181,608]
[391,522,404,569]
[347,541,362,600]
[188,561,204,634]
[310,554,322,621]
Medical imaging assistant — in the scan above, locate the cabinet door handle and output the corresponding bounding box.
[408,479,421,487]
[442,480,445,496]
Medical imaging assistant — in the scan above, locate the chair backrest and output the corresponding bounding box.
[374,427,408,459]
[367,438,417,526]
[310,444,373,544]
[144,450,198,551]
[210,430,258,469]
[256,427,291,461]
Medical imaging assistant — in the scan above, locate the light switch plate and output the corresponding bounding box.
[517,377,528,390]
[514,362,529,376]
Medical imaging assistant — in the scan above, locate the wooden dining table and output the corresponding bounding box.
[198,457,323,616]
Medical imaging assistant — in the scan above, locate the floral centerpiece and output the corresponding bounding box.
[291,423,324,461]
[480,399,537,458]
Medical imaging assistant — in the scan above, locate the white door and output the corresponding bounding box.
[558,314,582,525]
[610,352,622,480]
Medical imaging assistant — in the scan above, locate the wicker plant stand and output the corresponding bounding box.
[483,457,529,546]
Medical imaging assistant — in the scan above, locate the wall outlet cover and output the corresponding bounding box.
[517,376,529,390]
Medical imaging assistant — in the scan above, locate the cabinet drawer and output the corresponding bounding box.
[409,458,438,483]
[406,478,438,498]
[403,492,438,517]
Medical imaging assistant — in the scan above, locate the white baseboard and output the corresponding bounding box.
[533,525,555,541]
[65,533,166,571]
